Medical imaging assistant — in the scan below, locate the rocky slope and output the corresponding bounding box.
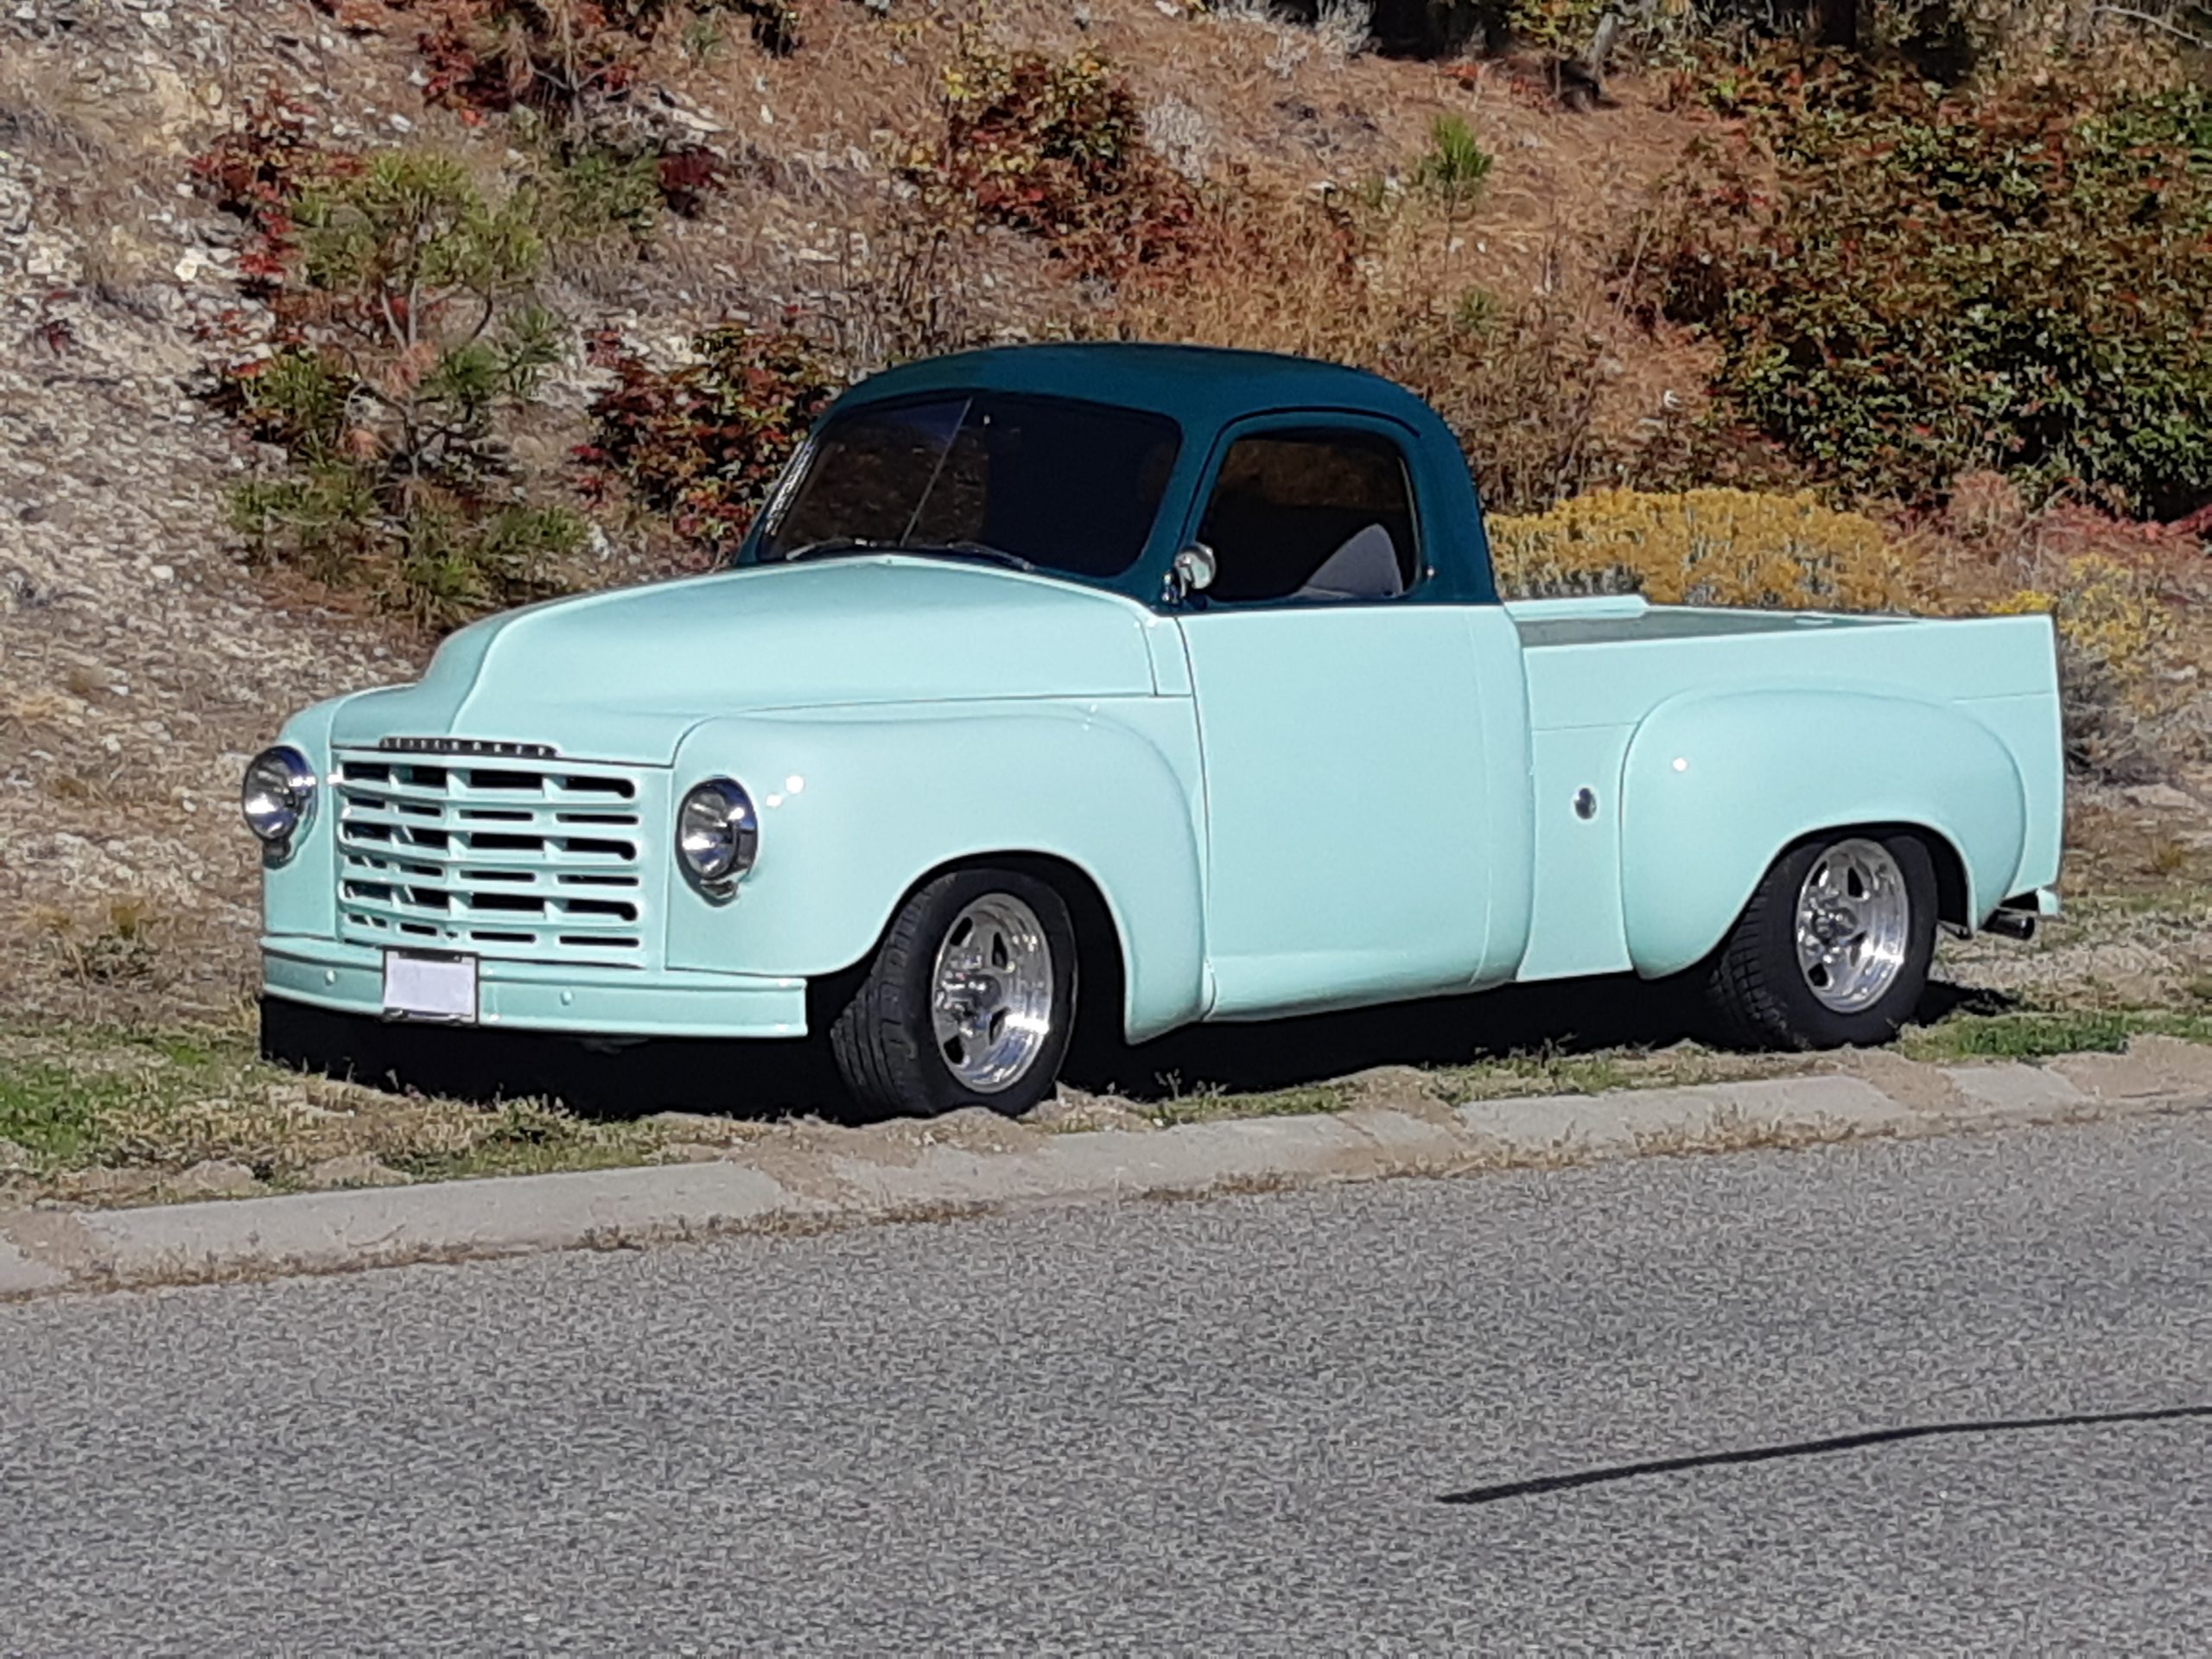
[0,0,1700,1022]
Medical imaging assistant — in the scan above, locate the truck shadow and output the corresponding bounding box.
[263,976,2010,1123]
[1081,976,2007,1101]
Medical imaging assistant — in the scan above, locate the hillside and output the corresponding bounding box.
[3,0,2209,1031]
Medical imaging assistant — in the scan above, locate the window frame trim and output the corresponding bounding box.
[744,388,1186,579]
[1171,410,1433,612]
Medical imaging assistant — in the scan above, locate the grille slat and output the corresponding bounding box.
[340,833,639,870]
[339,861,644,902]
[340,892,647,933]
[334,751,652,964]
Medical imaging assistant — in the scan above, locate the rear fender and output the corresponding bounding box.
[1620,690,2028,980]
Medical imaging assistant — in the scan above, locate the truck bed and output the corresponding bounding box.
[1500,594,2065,984]
[1503,595,2060,725]
[1511,599,1910,651]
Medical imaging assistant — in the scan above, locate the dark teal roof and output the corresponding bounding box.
[771,342,1497,606]
[835,342,1447,434]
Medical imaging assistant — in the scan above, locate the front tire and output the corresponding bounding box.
[1703,831,1937,1050]
[827,868,1077,1118]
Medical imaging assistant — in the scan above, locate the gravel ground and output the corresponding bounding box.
[2,1116,2209,1653]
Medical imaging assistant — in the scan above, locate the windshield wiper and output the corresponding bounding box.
[900,540,1038,574]
[779,537,887,562]
[779,537,1039,574]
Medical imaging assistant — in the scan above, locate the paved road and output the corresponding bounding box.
[3,1116,2209,1654]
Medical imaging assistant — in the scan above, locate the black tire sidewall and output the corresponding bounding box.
[1756,832,1938,1047]
[889,869,1078,1116]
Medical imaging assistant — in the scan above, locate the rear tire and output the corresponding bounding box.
[1704,831,1937,1050]
[827,868,1077,1118]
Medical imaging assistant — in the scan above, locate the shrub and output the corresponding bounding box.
[1993,552,2212,783]
[1650,63,2212,518]
[578,322,839,559]
[413,0,644,119]
[411,0,791,122]
[212,149,588,629]
[812,194,1003,379]
[906,36,1198,281]
[1111,187,1663,514]
[190,93,361,300]
[1897,472,2212,780]
[397,0,741,228]
[1489,486,1922,609]
[1411,115,1493,218]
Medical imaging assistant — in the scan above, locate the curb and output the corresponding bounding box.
[3,1058,2208,1301]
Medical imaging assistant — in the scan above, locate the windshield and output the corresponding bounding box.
[755,392,1182,581]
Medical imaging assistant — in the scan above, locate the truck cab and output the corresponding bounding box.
[246,344,2064,1118]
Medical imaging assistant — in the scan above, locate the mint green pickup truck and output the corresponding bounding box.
[244,345,2064,1118]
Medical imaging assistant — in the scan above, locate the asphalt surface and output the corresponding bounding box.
[3,1116,2209,1654]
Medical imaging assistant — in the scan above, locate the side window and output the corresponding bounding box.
[1195,429,1419,605]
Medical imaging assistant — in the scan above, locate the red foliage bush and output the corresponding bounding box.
[579,323,840,558]
[189,94,359,303]
[909,39,1198,282]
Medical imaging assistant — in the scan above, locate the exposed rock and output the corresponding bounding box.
[159,1158,258,1199]
[652,1142,728,1164]
[302,1152,406,1189]
[1342,1065,1453,1122]
[2127,1033,2212,1089]
[56,1166,162,1203]
[1821,1048,1970,1116]
[1029,1085,1159,1134]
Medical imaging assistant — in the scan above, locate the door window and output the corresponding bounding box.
[1194,429,1419,604]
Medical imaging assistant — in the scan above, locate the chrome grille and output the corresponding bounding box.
[334,753,653,964]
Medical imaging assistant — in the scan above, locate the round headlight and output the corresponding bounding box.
[677,779,760,889]
[242,745,316,844]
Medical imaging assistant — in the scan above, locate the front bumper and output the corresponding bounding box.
[261,936,809,1039]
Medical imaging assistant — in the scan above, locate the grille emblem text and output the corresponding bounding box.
[378,737,558,759]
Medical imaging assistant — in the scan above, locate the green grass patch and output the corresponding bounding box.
[1147,1083,1354,1127]
[0,1020,670,1199]
[1901,1008,2212,1062]
[0,1059,107,1166]
[1435,1043,1809,1103]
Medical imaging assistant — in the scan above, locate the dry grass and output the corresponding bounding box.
[1437,1042,1814,1102]
[0,1020,680,1205]
[1108,181,1681,511]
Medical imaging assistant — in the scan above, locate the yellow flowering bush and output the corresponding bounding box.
[1895,475,2211,780]
[1489,487,1922,612]
[1993,557,2173,695]
[1491,482,2211,780]
[1990,556,2203,780]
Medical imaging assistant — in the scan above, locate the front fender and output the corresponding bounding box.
[1620,690,2029,980]
[664,700,1206,1042]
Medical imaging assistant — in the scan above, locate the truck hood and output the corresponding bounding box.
[328,556,1163,764]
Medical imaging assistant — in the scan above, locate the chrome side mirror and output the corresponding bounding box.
[1166,542,1217,606]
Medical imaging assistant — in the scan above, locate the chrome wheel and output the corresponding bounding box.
[931,894,1056,1094]
[1794,837,1912,1014]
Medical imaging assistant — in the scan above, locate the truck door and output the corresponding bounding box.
[1174,416,1501,1019]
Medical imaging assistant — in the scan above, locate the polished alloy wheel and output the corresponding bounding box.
[930,894,1056,1092]
[1793,836,1911,1013]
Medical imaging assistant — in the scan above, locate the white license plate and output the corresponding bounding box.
[382,950,478,1022]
